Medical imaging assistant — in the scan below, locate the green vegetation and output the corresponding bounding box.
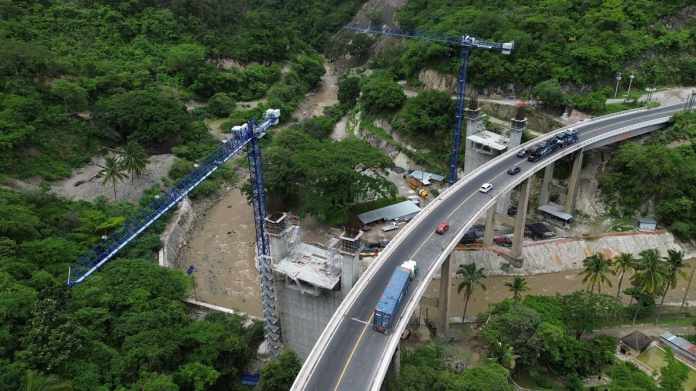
[456,263,486,320]
[601,112,696,240]
[259,124,395,225]
[0,187,268,390]
[377,0,696,93]
[360,72,406,114]
[398,344,513,391]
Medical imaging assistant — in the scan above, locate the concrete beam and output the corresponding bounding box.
[511,178,533,261]
[483,203,496,246]
[539,162,554,206]
[564,150,584,214]
[438,254,452,336]
[384,344,401,391]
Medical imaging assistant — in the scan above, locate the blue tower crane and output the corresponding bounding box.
[344,24,514,184]
[67,109,283,354]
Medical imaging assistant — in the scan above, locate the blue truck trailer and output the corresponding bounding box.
[373,261,417,333]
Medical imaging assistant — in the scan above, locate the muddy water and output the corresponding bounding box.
[294,62,338,120]
[183,188,263,317]
[426,259,696,321]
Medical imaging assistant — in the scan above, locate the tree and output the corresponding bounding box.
[561,291,620,339]
[207,93,236,118]
[257,350,301,391]
[505,276,528,301]
[50,80,87,113]
[175,362,219,391]
[393,90,454,140]
[338,75,361,107]
[532,79,567,109]
[360,73,406,113]
[630,249,668,323]
[118,141,149,183]
[97,156,127,200]
[94,89,191,146]
[660,249,687,305]
[580,253,613,294]
[165,43,207,84]
[21,370,72,391]
[613,253,636,300]
[456,263,486,321]
[659,348,689,391]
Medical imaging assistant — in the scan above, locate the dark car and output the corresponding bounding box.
[507,165,521,175]
[526,222,556,240]
[516,149,527,158]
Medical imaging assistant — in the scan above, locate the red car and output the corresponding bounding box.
[436,222,449,235]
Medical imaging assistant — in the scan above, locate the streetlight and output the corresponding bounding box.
[626,74,635,97]
[614,72,623,98]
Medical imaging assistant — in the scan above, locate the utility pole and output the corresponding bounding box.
[614,72,622,98]
[626,74,635,97]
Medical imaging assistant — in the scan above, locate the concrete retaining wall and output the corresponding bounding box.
[159,197,195,268]
[450,230,684,276]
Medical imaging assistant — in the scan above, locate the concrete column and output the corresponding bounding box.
[564,150,584,214]
[464,107,482,174]
[438,255,452,336]
[483,203,496,246]
[539,162,554,206]
[511,178,533,261]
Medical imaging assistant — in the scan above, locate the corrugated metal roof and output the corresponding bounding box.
[409,170,445,185]
[358,200,421,225]
[376,267,410,314]
[272,243,340,290]
[660,332,696,358]
[538,203,574,222]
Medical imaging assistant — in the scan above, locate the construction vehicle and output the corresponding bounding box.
[406,177,429,198]
[373,260,417,333]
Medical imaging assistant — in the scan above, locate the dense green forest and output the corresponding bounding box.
[601,112,696,240]
[0,0,366,389]
[357,0,695,103]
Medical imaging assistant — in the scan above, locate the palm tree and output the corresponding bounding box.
[581,253,613,294]
[22,370,72,391]
[97,156,127,200]
[631,249,668,324]
[505,276,529,301]
[118,141,149,183]
[456,263,487,321]
[661,249,687,305]
[613,253,636,300]
[631,249,668,297]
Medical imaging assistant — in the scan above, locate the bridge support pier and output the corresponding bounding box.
[438,254,453,336]
[539,162,554,205]
[564,150,584,214]
[511,178,532,263]
[483,203,496,246]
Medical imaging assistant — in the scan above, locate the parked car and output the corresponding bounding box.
[526,222,556,240]
[516,149,528,158]
[382,222,399,232]
[494,235,512,247]
[479,183,494,193]
[507,165,521,175]
[507,206,518,216]
[435,222,449,235]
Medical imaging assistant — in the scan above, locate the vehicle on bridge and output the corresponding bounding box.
[435,222,450,235]
[528,129,578,162]
[373,260,417,333]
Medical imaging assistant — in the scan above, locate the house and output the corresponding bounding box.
[408,170,445,186]
[619,331,653,356]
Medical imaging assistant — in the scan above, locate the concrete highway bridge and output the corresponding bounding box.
[291,103,688,391]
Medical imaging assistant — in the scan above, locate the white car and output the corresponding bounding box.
[479,183,494,193]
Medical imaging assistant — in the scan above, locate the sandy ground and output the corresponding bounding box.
[50,154,175,202]
[426,259,696,321]
[182,188,263,317]
[294,62,339,121]
[641,86,695,106]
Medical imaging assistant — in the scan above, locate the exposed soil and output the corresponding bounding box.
[181,188,263,317]
[50,154,175,202]
[293,62,339,121]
